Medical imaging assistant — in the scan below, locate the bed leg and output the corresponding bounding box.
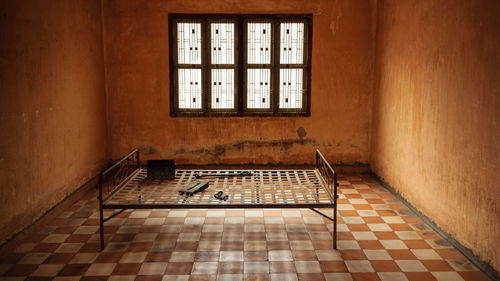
[333,203,337,249]
[99,203,104,251]
[333,173,338,250]
[98,174,105,251]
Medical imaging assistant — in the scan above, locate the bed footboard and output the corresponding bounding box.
[315,149,339,248]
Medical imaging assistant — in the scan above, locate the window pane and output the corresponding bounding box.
[280,23,304,64]
[279,68,303,109]
[177,23,201,64]
[178,69,202,109]
[211,23,235,65]
[211,69,234,109]
[247,23,271,64]
[247,69,271,109]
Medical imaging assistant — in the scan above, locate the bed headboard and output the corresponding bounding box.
[98,149,140,202]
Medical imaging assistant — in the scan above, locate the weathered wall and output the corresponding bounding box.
[0,0,108,244]
[372,0,500,271]
[103,0,376,165]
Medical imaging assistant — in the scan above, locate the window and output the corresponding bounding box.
[169,14,312,117]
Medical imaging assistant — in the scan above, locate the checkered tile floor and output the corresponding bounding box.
[0,174,491,281]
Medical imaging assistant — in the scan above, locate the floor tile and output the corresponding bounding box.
[170,252,196,262]
[120,251,148,263]
[297,273,325,281]
[319,261,348,272]
[352,232,377,241]
[457,271,491,281]
[219,251,244,262]
[395,260,428,272]
[294,261,321,273]
[315,250,342,261]
[431,272,466,281]
[137,262,168,275]
[218,262,244,274]
[339,250,366,260]
[377,272,409,281]
[350,272,381,281]
[58,263,90,276]
[4,264,39,276]
[421,260,453,271]
[344,260,375,273]
[324,272,353,281]
[17,253,51,265]
[446,259,477,271]
[404,272,438,281]
[270,273,297,281]
[84,263,116,276]
[268,251,293,262]
[192,262,218,274]
[380,240,408,250]
[244,262,269,274]
[369,260,400,272]
[111,262,141,275]
[30,264,64,276]
[363,250,391,260]
[164,262,193,274]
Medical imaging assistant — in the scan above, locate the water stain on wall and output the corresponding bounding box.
[172,138,318,158]
[297,127,307,139]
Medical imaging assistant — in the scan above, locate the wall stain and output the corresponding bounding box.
[329,0,343,37]
[173,138,318,158]
[297,127,307,139]
[141,146,159,155]
[148,146,158,154]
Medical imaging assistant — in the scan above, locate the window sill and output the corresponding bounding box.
[170,111,310,118]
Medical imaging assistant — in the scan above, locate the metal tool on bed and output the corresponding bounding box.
[194,171,253,178]
[178,180,209,196]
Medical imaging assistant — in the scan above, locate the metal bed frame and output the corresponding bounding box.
[98,149,338,250]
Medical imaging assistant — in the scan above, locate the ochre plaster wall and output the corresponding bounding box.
[0,0,108,244]
[103,0,376,165]
[372,0,500,271]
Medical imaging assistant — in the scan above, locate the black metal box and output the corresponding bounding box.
[147,160,175,180]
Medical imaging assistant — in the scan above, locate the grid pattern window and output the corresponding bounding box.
[247,69,271,109]
[177,23,202,64]
[279,22,306,109]
[247,23,271,64]
[178,69,202,109]
[170,15,311,117]
[246,23,272,110]
[210,22,237,110]
[177,23,202,109]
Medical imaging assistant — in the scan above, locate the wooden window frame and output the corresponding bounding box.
[169,14,312,117]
